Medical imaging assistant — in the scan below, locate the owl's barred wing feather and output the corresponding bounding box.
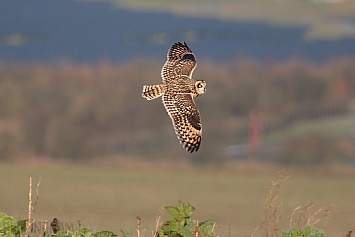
[161,42,197,83]
[163,93,202,152]
[142,84,165,100]
[168,42,194,61]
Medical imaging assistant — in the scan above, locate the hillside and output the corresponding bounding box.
[1,0,355,64]
[113,0,355,40]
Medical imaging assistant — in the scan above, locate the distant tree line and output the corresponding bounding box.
[0,58,354,163]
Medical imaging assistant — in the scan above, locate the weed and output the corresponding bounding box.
[289,202,335,229]
[156,201,217,237]
[0,212,26,237]
[250,171,342,237]
[281,226,325,237]
[251,170,288,237]
[1,173,353,237]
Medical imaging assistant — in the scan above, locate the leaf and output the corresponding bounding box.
[161,219,179,235]
[199,220,216,236]
[0,212,16,234]
[12,219,27,236]
[156,229,165,237]
[161,201,216,237]
[94,230,117,237]
[77,220,93,236]
[303,226,325,237]
[165,206,184,221]
[282,226,325,237]
[182,220,196,237]
[0,232,15,237]
[16,219,27,232]
[179,201,195,218]
[282,226,302,237]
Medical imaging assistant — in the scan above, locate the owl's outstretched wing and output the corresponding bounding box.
[161,42,197,83]
[163,93,202,152]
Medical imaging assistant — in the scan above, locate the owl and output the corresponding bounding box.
[142,42,206,152]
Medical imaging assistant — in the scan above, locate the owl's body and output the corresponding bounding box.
[142,42,206,152]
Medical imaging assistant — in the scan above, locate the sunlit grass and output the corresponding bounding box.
[101,0,355,40]
[264,112,355,143]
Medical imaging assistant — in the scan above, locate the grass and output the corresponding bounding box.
[264,112,355,143]
[102,0,355,40]
[0,161,354,236]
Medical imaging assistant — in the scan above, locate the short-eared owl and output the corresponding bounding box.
[142,42,206,152]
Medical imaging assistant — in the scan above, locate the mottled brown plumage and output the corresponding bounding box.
[142,42,206,152]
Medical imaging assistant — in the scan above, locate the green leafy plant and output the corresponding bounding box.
[0,212,26,237]
[282,226,325,237]
[93,231,117,237]
[156,200,217,237]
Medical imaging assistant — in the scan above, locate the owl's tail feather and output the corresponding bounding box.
[142,84,165,100]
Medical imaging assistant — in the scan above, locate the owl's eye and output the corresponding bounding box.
[197,83,202,88]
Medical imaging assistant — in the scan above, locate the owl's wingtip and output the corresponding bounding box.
[184,143,200,153]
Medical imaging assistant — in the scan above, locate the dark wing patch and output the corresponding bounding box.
[182,53,195,61]
[163,93,202,152]
[187,109,201,131]
[168,42,194,61]
[161,42,197,83]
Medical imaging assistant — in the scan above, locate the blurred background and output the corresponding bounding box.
[1,0,355,164]
[1,0,355,236]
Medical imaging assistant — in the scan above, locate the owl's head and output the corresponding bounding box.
[195,80,206,96]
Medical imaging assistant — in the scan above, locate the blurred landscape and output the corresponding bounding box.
[2,0,355,63]
[114,0,355,40]
[1,0,355,236]
[1,59,355,165]
[1,0,355,164]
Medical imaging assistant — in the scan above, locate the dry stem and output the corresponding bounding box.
[25,176,41,236]
[193,221,200,237]
[43,220,48,236]
[152,207,164,237]
[289,206,301,228]
[26,176,32,235]
[136,216,141,237]
[290,202,335,229]
[251,170,288,237]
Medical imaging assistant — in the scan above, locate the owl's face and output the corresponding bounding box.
[195,80,206,96]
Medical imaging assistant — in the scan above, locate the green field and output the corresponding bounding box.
[109,0,355,40]
[0,162,354,236]
[264,112,355,143]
